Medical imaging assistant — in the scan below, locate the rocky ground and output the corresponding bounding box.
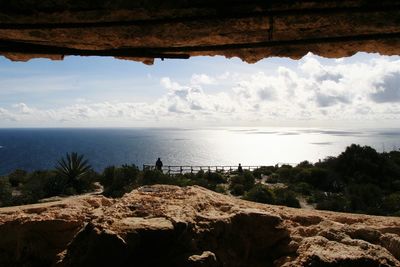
[0,185,399,267]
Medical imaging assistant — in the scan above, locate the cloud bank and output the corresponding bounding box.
[1,53,400,127]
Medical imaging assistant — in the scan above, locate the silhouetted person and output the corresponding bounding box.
[238,163,243,174]
[155,157,163,171]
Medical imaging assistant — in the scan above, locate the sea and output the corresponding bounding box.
[0,127,399,175]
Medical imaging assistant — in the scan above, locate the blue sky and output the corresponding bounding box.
[0,53,399,128]
[0,55,300,106]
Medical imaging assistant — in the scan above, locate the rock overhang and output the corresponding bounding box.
[0,0,399,64]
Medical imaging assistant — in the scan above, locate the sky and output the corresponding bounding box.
[0,52,399,128]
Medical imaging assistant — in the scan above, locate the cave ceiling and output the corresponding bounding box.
[0,0,399,64]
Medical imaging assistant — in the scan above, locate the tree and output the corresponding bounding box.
[55,152,92,188]
[297,161,314,169]
[335,144,381,184]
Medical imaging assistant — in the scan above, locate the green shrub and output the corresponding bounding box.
[273,188,300,208]
[215,184,227,194]
[230,170,255,193]
[252,166,274,179]
[244,184,274,204]
[8,169,28,187]
[382,193,400,215]
[75,170,99,193]
[21,171,58,203]
[347,183,383,214]
[316,194,350,212]
[276,166,293,181]
[206,171,226,184]
[291,182,313,195]
[44,174,68,196]
[267,173,280,183]
[163,174,193,187]
[230,184,245,196]
[55,152,92,188]
[141,169,169,185]
[296,161,314,169]
[297,168,327,187]
[101,166,116,188]
[102,165,140,197]
[0,178,12,207]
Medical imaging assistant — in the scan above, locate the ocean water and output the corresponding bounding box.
[0,127,399,175]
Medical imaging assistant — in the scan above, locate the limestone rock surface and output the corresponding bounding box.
[0,1,399,63]
[0,185,399,267]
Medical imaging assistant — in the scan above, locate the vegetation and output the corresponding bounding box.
[0,153,96,206]
[1,144,400,217]
[56,153,92,186]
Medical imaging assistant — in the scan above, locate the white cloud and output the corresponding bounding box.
[190,73,215,85]
[370,72,400,103]
[13,103,34,114]
[0,108,16,121]
[1,54,400,127]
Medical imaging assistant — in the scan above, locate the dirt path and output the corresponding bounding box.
[298,196,315,210]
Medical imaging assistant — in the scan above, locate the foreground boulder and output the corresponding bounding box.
[0,185,399,267]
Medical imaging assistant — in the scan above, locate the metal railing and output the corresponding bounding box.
[142,164,262,175]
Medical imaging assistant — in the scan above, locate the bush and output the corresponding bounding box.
[276,166,293,182]
[316,194,350,212]
[141,169,169,185]
[230,184,245,196]
[297,161,314,169]
[244,184,274,204]
[215,184,227,194]
[382,193,400,215]
[55,152,92,188]
[44,174,68,196]
[21,171,58,203]
[273,188,300,208]
[297,168,327,187]
[163,174,193,187]
[252,166,274,179]
[0,178,12,207]
[267,173,280,183]
[230,170,255,192]
[8,169,27,187]
[102,165,140,197]
[101,166,116,188]
[347,183,383,214]
[206,171,226,184]
[291,182,313,195]
[74,170,99,193]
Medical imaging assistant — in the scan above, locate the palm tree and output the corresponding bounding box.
[56,152,92,185]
